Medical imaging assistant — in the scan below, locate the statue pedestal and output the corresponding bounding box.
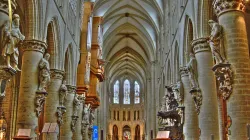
[0,66,17,79]
[212,63,233,100]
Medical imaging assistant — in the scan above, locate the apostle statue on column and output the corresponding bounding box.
[186,53,199,90]
[82,104,90,125]
[208,20,225,64]
[59,80,67,107]
[37,53,50,92]
[2,14,25,71]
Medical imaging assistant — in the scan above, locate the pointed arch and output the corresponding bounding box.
[45,18,60,69]
[123,79,130,104]
[134,81,140,104]
[113,80,120,104]
[64,44,74,85]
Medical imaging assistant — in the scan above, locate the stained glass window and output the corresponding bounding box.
[123,79,130,104]
[134,81,140,104]
[114,80,119,104]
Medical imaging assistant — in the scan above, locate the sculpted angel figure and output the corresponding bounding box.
[208,20,225,64]
[37,53,50,92]
[2,14,25,71]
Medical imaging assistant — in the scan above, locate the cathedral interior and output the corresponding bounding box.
[0,0,250,140]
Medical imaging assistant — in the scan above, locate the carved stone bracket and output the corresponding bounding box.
[71,115,79,132]
[212,63,233,100]
[35,91,47,117]
[0,66,16,99]
[190,89,202,115]
[56,106,66,126]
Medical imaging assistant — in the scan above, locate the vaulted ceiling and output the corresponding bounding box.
[93,0,163,87]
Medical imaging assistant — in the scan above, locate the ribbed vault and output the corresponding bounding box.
[93,0,162,90]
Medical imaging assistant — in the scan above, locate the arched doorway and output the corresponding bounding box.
[135,125,140,140]
[113,125,118,140]
[123,125,131,140]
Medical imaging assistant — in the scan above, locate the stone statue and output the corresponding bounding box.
[186,53,199,90]
[59,80,67,107]
[1,14,25,71]
[37,53,50,92]
[208,20,224,64]
[82,104,90,125]
[89,109,95,128]
[73,94,81,116]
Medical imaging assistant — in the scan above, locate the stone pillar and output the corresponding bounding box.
[180,68,199,140]
[72,98,83,140]
[213,1,250,139]
[192,38,219,139]
[16,40,47,138]
[60,85,75,140]
[43,69,64,139]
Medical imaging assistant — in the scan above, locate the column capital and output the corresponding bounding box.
[179,67,189,77]
[50,69,65,80]
[67,85,77,94]
[22,40,47,53]
[191,37,210,54]
[213,0,246,16]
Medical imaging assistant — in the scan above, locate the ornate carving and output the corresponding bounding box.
[190,89,202,115]
[71,94,85,132]
[35,92,47,117]
[67,85,76,94]
[172,82,183,106]
[212,63,233,100]
[158,85,184,140]
[82,104,90,125]
[2,14,25,71]
[37,53,50,92]
[89,109,95,128]
[71,115,79,132]
[73,94,85,116]
[82,104,90,137]
[50,69,64,80]
[59,80,67,107]
[0,66,16,80]
[22,40,47,53]
[56,106,66,126]
[213,0,246,16]
[192,38,210,54]
[0,0,17,15]
[186,53,199,90]
[208,20,226,65]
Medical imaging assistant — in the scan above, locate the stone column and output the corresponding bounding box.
[43,69,64,139]
[213,1,250,139]
[16,40,47,138]
[180,68,199,140]
[60,85,75,140]
[192,38,219,139]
